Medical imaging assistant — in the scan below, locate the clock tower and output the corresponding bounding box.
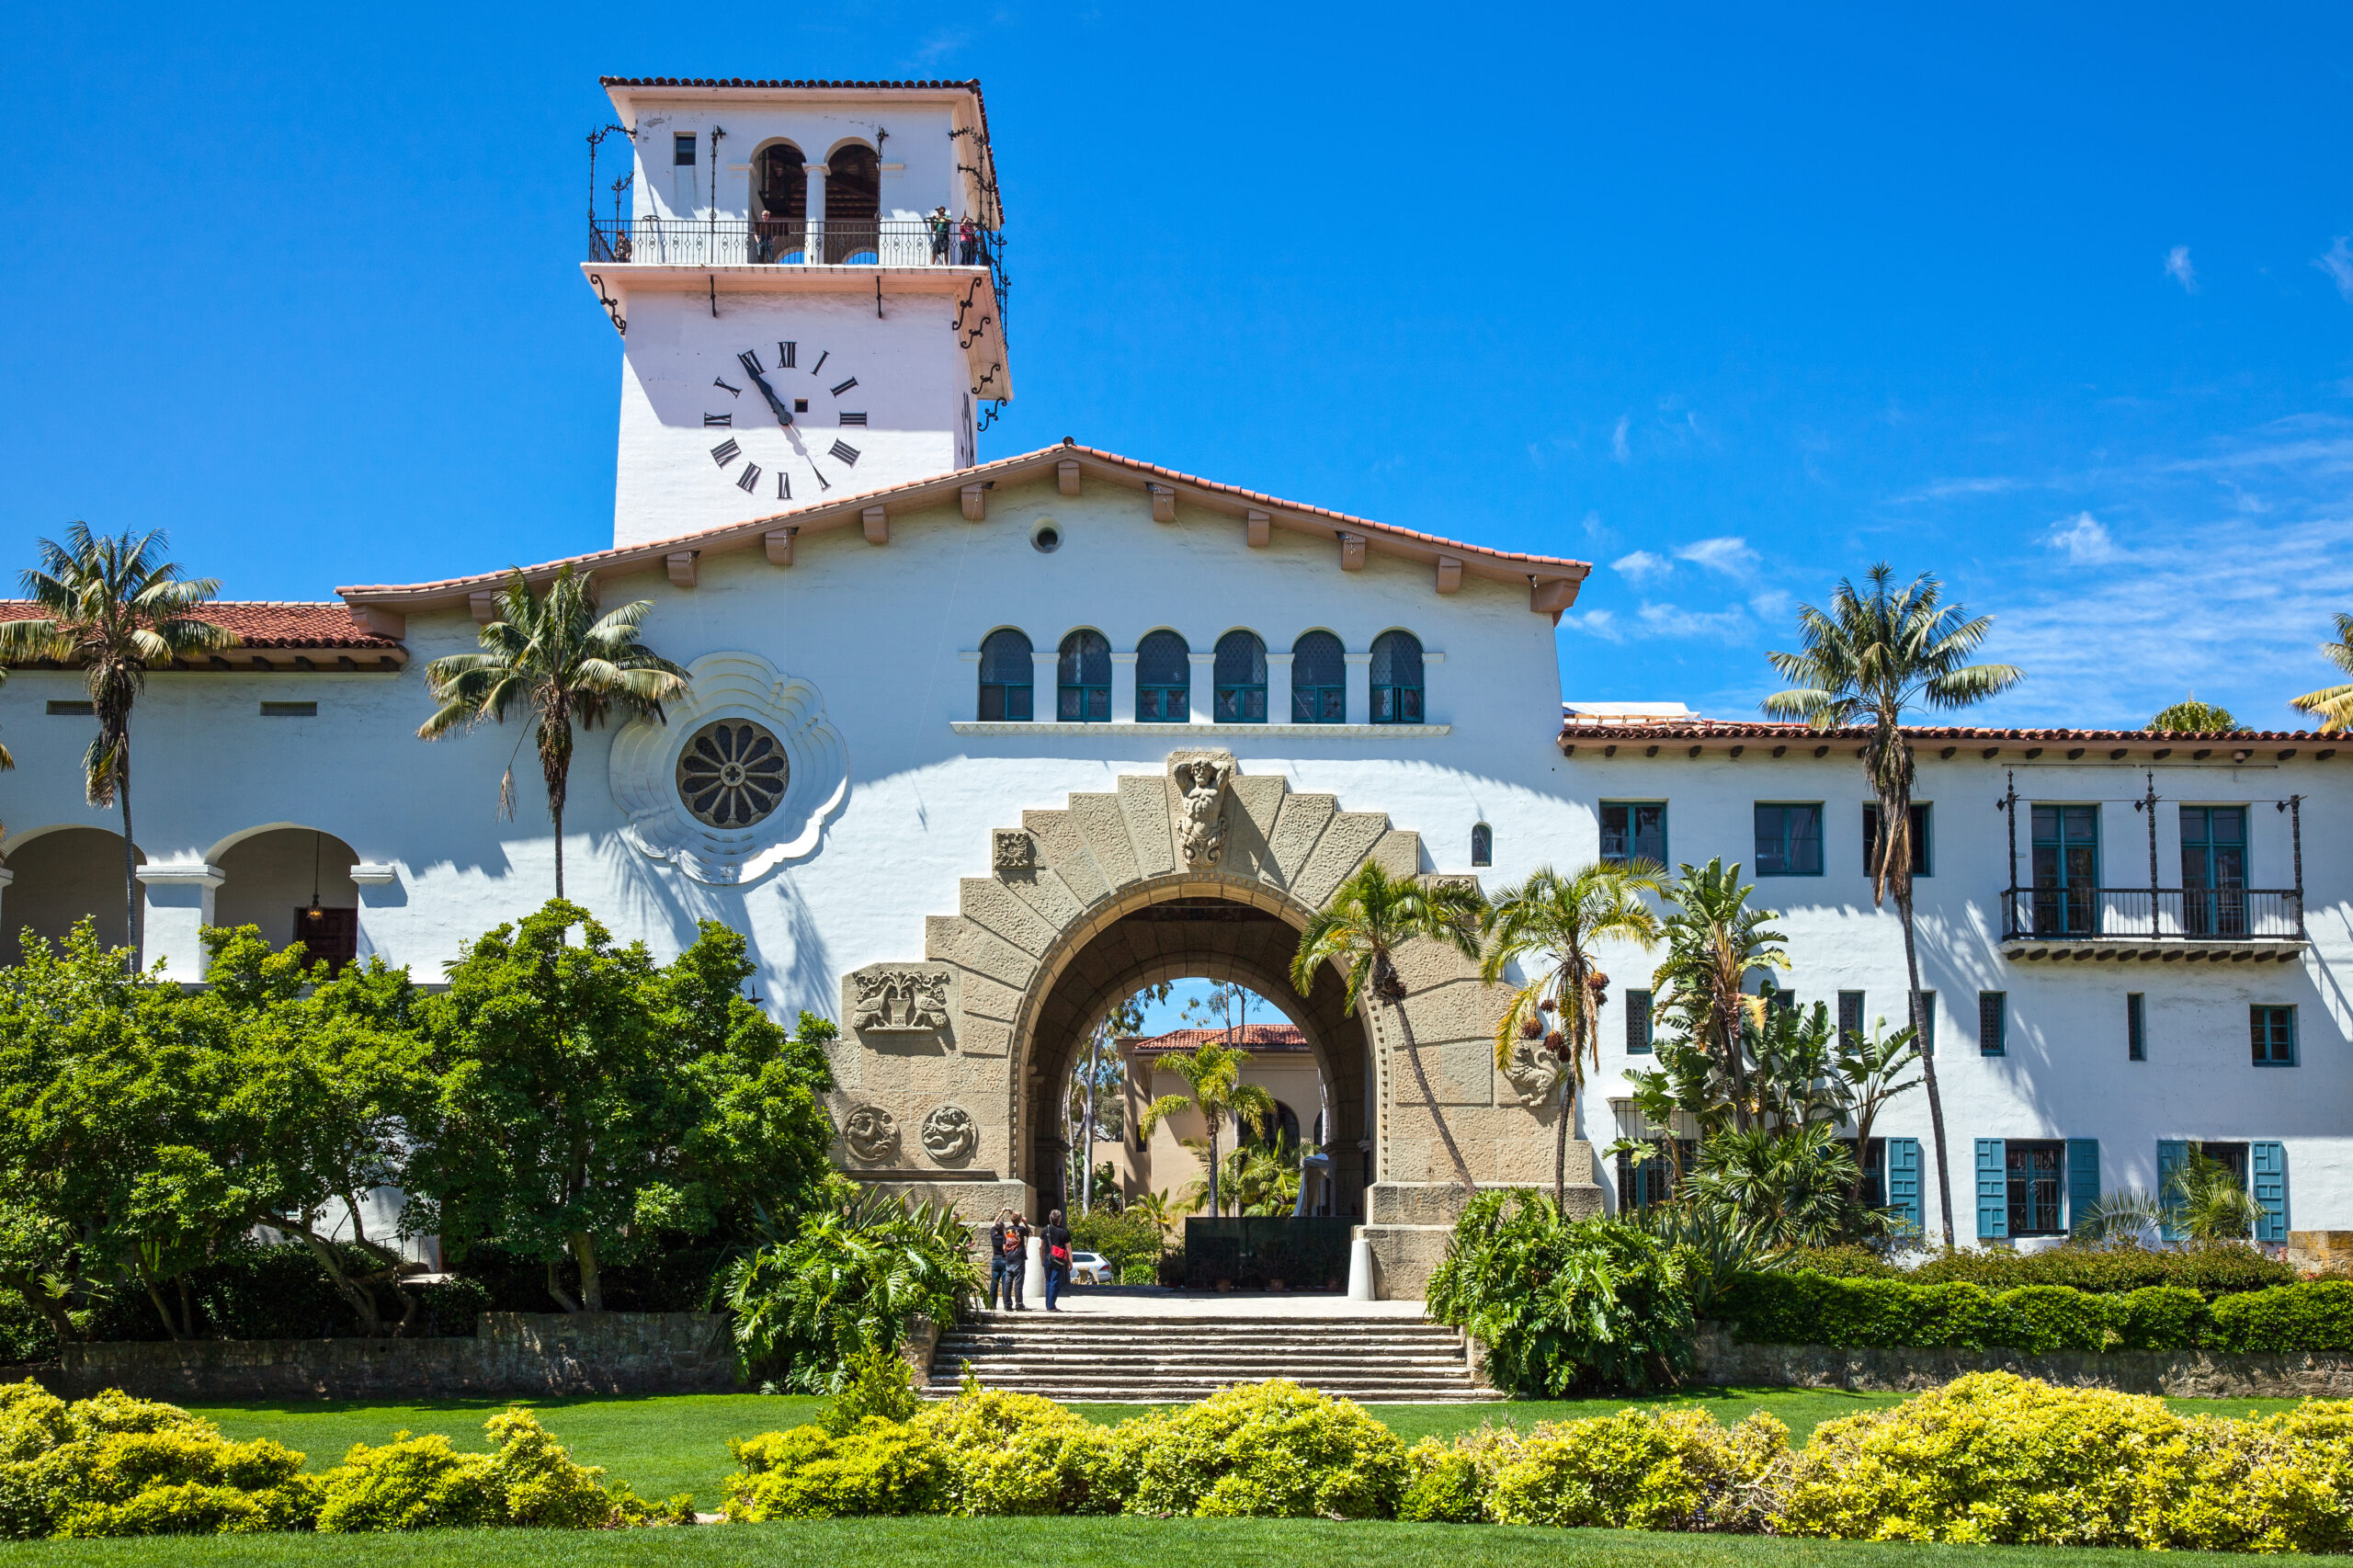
[585,78,1011,548]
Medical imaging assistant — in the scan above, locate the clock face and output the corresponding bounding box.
[701,339,870,504]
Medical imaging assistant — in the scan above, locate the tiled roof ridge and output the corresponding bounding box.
[1119,1024,1309,1051]
[0,600,401,650]
[340,443,1589,602]
[599,76,981,88]
[1560,718,2338,744]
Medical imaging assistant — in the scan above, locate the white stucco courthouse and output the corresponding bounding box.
[0,78,2345,1291]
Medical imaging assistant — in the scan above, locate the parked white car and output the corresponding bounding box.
[1068,1250,1111,1285]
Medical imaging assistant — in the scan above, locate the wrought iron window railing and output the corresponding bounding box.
[1998,885,2305,942]
[591,216,1001,271]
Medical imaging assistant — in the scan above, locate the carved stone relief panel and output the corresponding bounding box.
[1501,1037,1565,1105]
[1167,749,1236,869]
[845,963,956,1036]
[921,1103,979,1164]
[992,829,1034,873]
[842,1105,900,1163]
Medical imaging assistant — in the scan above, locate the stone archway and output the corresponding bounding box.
[824,748,1601,1295]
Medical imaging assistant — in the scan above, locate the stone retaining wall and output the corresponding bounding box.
[37,1312,738,1402]
[1696,1324,2353,1398]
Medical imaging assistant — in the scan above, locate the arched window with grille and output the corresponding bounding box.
[977,629,1033,721]
[1213,631,1267,723]
[1472,823,1493,867]
[1370,630,1424,724]
[1057,630,1110,722]
[1291,631,1346,723]
[1136,631,1190,722]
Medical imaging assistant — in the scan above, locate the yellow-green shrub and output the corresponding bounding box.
[0,1385,316,1540]
[1399,1425,1525,1524]
[1120,1380,1406,1518]
[912,1381,1125,1516]
[313,1409,619,1532]
[722,1418,948,1520]
[1486,1406,1788,1531]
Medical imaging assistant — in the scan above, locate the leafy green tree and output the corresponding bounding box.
[407,902,835,1312]
[1290,860,1485,1191]
[0,527,232,966]
[1480,861,1665,1210]
[2151,695,2236,733]
[1137,1040,1277,1218]
[1764,564,2021,1246]
[2290,612,2353,732]
[1651,859,1788,1132]
[417,566,688,898]
[1681,1123,1870,1249]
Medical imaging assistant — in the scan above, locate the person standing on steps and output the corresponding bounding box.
[1041,1209,1073,1312]
[988,1208,1029,1311]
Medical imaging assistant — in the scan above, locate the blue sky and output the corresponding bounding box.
[4,4,2352,733]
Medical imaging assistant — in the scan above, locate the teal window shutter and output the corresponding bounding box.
[1886,1137,1923,1236]
[2065,1139,2100,1236]
[2252,1142,2288,1243]
[1976,1139,2007,1241]
[2156,1140,2188,1242]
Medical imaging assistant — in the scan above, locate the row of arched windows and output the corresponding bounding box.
[977,629,1426,725]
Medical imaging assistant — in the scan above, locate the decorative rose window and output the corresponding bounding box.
[675,719,788,827]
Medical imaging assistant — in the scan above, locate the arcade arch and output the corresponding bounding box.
[0,826,142,963]
[211,827,362,971]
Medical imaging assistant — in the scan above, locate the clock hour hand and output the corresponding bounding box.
[744,365,794,427]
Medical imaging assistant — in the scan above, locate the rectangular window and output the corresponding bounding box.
[2127,993,2146,1062]
[1862,802,1932,877]
[1625,989,1654,1053]
[1768,986,1797,1015]
[2030,803,2101,936]
[1837,991,1864,1043]
[673,132,697,165]
[2006,1139,2066,1236]
[1754,802,1824,876]
[2252,1005,2297,1066]
[45,700,93,716]
[2181,805,2249,937]
[1615,1138,1696,1211]
[1599,801,1667,868]
[1845,1136,1888,1210]
[259,700,317,718]
[1979,991,2007,1056]
[2193,1141,2249,1185]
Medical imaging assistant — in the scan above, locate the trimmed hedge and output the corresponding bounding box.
[1776,1241,2297,1298]
[1717,1271,2353,1355]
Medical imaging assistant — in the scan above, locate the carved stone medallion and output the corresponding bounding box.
[1502,1037,1565,1105]
[842,1105,900,1163]
[1168,750,1234,869]
[921,1104,979,1164]
[851,969,951,1033]
[993,828,1034,872]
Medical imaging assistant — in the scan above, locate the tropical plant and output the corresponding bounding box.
[1681,1124,1874,1249]
[416,565,687,898]
[1631,1199,1774,1319]
[2165,1150,2262,1243]
[2290,612,2353,732]
[1763,563,2022,1247]
[1742,994,1847,1132]
[2075,1187,2165,1246]
[1136,1040,1275,1218]
[1131,1187,1195,1244]
[1290,860,1485,1190]
[0,526,232,967]
[1832,1017,1922,1204]
[1651,859,1788,1131]
[2150,695,2235,733]
[723,1190,983,1392]
[1213,1139,1315,1217]
[1426,1191,1695,1395]
[1480,861,1665,1210]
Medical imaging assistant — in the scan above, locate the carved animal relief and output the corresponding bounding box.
[852,969,951,1033]
[921,1104,978,1163]
[842,1105,900,1162]
[1170,753,1233,869]
[1502,1036,1565,1105]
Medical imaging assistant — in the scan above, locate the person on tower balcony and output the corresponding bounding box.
[959,218,981,266]
[928,205,951,263]
[1041,1209,1073,1312]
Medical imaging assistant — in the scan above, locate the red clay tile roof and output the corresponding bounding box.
[1559,715,2339,749]
[0,601,402,652]
[1119,1025,1310,1053]
[340,444,1588,608]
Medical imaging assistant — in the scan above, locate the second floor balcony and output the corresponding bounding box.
[1998,884,2306,961]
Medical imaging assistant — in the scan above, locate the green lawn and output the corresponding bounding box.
[0,1517,2259,1568]
[184,1386,2324,1510]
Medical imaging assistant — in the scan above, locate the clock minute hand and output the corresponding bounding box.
[745,366,794,427]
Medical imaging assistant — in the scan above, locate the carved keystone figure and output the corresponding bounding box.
[1169,750,1234,869]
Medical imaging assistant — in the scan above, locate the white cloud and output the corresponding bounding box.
[2045,511,2119,563]
[1747,589,1794,623]
[1612,550,1673,584]
[1636,602,1752,641]
[1888,475,2025,504]
[1581,509,1610,543]
[2165,245,2198,293]
[1565,608,1624,643]
[1675,536,1758,576]
[2315,237,2353,302]
[1610,415,1631,463]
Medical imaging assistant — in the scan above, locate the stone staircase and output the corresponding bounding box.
[925,1311,1501,1403]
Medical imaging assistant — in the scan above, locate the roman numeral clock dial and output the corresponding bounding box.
[704,341,868,503]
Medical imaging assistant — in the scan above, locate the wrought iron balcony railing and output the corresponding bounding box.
[589,216,1002,273]
[1999,886,2305,945]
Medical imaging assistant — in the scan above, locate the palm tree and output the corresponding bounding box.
[418,566,688,898]
[1480,861,1665,1209]
[0,527,232,966]
[1652,858,1788,1133]
[1135,1039,1276,1218]
[1763,563,2021,1249]
[2290,612,2353,731]
[1131,1187,1194,1246]
[1290,860,1486,1192]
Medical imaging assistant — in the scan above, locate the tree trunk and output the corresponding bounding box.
[1079,1031,1097,1217]
[1553,1074,1570,1211]
[551,799,565,901]
[118,759,139,973]
[1390,994,1479,1192]
[1207,1120,1221,1219]
[1900,886,1956,1249]
[545,1257,582,1313]
[572,1232,602,1312]
[1722,996,1750,1132]
[0,1272,78,1350]
[290,1224,385,1336]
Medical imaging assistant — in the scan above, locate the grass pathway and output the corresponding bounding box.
[185,1386,2319,1507]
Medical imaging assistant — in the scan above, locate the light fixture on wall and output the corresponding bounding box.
[305,832,324,924]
